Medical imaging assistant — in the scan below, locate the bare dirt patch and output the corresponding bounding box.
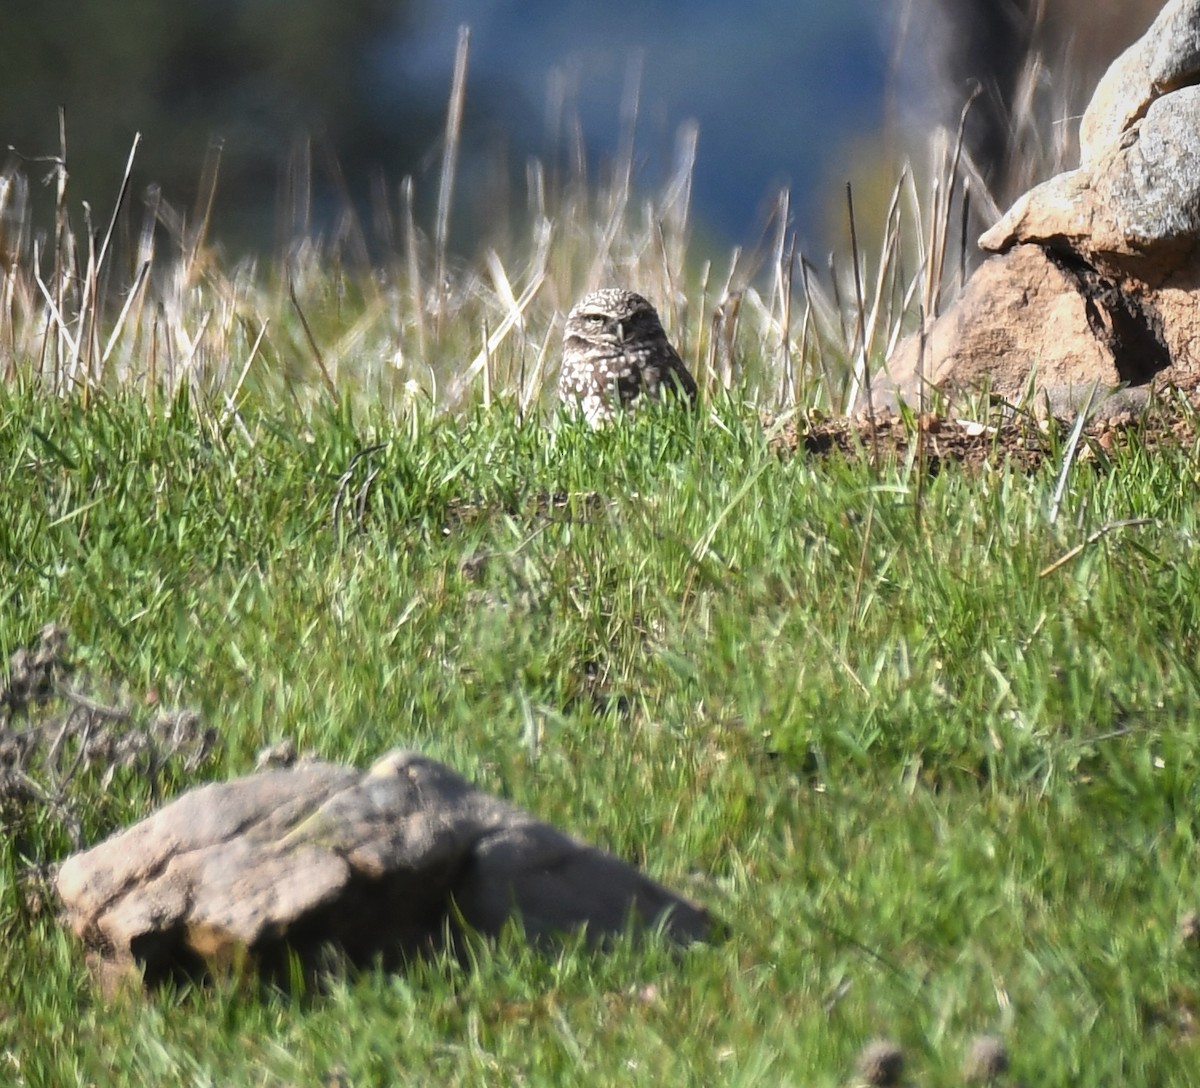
[767,384,1200,473]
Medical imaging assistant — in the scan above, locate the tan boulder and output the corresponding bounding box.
[886,246,1116,406]
[56,750,710,990]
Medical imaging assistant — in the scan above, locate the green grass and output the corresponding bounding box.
[4,387,1200,1085]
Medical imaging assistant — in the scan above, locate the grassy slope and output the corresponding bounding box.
[3,388,1200,1085]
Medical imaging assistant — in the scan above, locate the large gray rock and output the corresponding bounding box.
[1079,0,1200,164]
[981,84,1200,281]
[56,751,710,988]
[886,0,1200,412]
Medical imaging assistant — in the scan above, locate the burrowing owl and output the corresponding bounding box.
[558,288,697,426]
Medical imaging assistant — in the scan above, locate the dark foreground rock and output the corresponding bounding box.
[56,750,709,988]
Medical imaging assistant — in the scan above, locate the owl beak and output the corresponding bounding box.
[615,321,625,342]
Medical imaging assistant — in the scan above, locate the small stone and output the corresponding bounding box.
[33,623,69,669]
[634,982,660,1004]
[963,1034,1010,1083]
[255,738,298,770]
[854,1039,904,1087]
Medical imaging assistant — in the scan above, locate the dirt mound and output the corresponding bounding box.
[769,384,1200,472]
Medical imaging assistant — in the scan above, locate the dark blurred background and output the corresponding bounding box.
[0,0,1164,259]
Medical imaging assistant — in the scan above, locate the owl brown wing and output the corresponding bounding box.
[656,340,698,403]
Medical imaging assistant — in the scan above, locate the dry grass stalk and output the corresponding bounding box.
[0,55,1027,426]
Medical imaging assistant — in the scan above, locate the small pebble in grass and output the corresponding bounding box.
[322,1066,349,1088]
[963,1034,1009,1083]
[854,1039,905,1087]
[634,982,660,1004]
[255,738,298,770]
[1178,910,1200,948]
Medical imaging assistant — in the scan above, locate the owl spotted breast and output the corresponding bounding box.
[558,288,698,426]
